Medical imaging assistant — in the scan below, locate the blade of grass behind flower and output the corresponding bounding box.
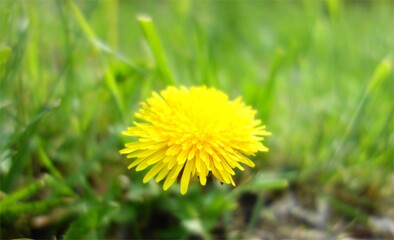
[66,0,95,42]
[194,20,218,87]
[137,15,177,85]
[0,175,48,212]
[45,174,76,196]
[61,0,142,73]
[2,102,60,192]
[26,1,39,89]
[1,199,63,215]
[0,46,11,68]
[329,57,392,167]
[0,8,10,42]
[64,135,119,200]
[66,0,125,115]
[328,196,368,223]
[63,201,119,240]
[231,174,288,197]
[37,142,63,180]
[1,16,28,86]
[0,46,11,82]
[326,0,341,22]
[0,199,63,215]
[106,0,118,51]
[63,204,99,240]
[256,49,285,122]
[232,173,288,234]
[235,175,288,234]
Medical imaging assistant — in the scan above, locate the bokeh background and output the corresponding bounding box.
[1,0,393,239]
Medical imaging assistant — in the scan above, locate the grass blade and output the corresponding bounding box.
[330,57,392,166]
[231,172,288,234]
[2,102,60,192]
[232,177,288,196]
[1,199,63,215]
[367,57,392,94]
[66,0,95,41]
[137,15,176,85]
[37,143,63,180]
[106,0,118,50]
[66,0,125,115]
[0,175,47,212]
[256,49,285,121]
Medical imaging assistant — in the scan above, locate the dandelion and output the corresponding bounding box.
[120,86,271,195]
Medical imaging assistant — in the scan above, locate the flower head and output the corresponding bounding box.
[120,86,270,194]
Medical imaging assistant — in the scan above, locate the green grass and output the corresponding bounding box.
[1,0,393,239]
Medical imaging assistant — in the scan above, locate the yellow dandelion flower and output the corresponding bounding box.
[120,86,271,195]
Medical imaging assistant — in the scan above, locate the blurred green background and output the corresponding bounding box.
[1,0,393,239]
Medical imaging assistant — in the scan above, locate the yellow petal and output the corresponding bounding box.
[143,162,166,183]
[163,164,184,190]
[127,148,159,159]
[210,164,225,183]
[127,157,145,169]
[176,149,189,164]
[146,148,167,164]
[156,166,171,183]
[169,164,184,179]
[199,163,207,186]
[119,147,135,154]
[213,158,223,171]
[236,154,255,167]
[180,158,195,195]
[167,157,178,169]
[166,144,181,156]
[221,159,235,175]
[187,146,196,160]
